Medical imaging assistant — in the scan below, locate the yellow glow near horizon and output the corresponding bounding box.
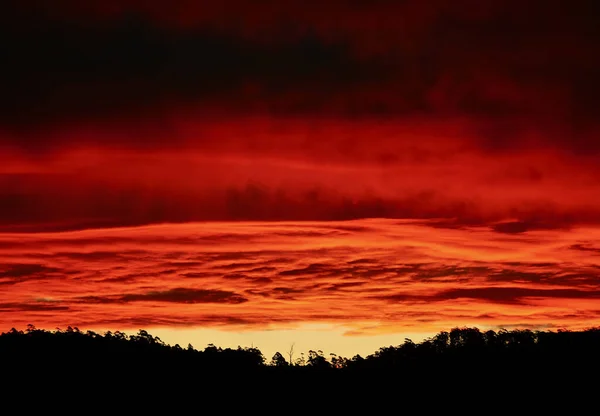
[134,323,433,361]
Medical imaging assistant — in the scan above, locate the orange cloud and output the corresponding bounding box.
[2,219,600,336]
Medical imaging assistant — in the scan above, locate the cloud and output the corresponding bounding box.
[413,265,491,280]
[2,204,600,333]
[569,244,600,254]
[2,158,599,230]
[53,251,140,261]
[434,287,600,304]
[81,288,249,305]
[122,288,248,304]
[0,12,367,139]
[491,220,573,234]
[0,0,598,156]
[325,282,366,291]
[378,285,600,305]
[0,264,60,279]
[279,263,329,276]
[0,302,70,312]
[69,314,261,329]
[181,272,214,279]
[0,263,64,285]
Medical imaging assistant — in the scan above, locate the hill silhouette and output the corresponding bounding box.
[2,324,598,405]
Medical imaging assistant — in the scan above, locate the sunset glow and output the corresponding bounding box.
[2,219,600,357]
[2,0,599,359]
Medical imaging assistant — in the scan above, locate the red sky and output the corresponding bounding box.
[1,0,599,357]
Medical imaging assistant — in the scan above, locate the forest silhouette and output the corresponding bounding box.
[3,325,599,412]
[4,324,600,392]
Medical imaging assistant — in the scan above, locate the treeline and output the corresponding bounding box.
[4,325,594,408]
[3,324,600,373]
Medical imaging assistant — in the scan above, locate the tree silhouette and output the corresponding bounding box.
[3,324,600,387]
[306,349,330,369]
[270,352,289,367]
[287,342,295,366]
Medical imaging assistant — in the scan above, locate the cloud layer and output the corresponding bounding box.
[2,219,600,335]
[1,1,599,229]
[1,118,600,230]
[2,0,598,135]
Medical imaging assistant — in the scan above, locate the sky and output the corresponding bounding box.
[1,0,600,360]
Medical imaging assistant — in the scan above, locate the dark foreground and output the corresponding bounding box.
[2,325,599,408]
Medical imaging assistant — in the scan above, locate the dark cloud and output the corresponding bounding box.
[79,288,249,304]
[266,286,306,301]
[0,12,366,143]
[317,225,374,233]
[421,215,591,234]
[437,287,600,304]
[325,282,366,291]
[223,273,247,280]
[122,288,248,304]
[1,172,600,230]
[569,244,600,254]
[502,262,559,268]
[0,263,64,285]
[346,258,378,265]
[0,302,70,312]
[245,266,278,274]
[181,272,213,279]
[380,287,600,305]
[217,262,265,270]
[100,273,158,283]
[0,264,60,279]
[491,220,572,234]
[0,0,598,155]
[474,264,600,287]
[271,287,304,295]
[487,270,556,284]
[279,263,330,276]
